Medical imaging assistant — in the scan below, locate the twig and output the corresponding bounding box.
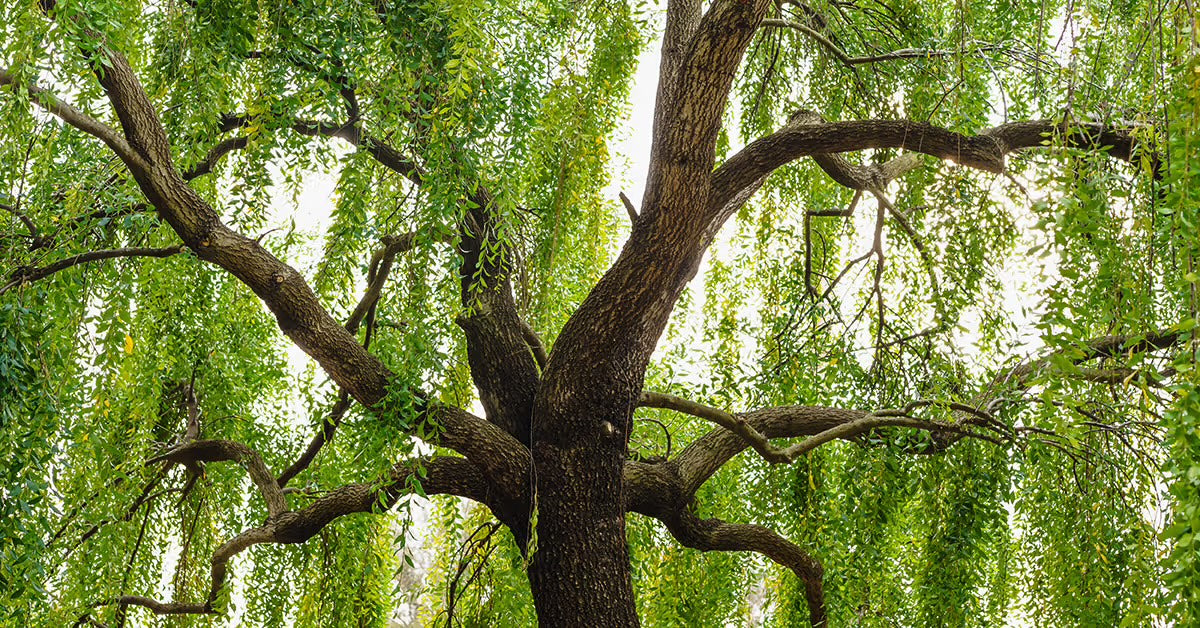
[619,191,639,224]
[277,392,353,488]
[0,201,40,243]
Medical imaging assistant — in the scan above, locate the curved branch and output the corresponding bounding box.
[90,456,490,620]
[667,401,868,494]
[269,456,492,544]
[659,508,827,627]
[2,246,185,295]
[639,391,794,463]
[150,439,288,516]
[0,68,144,169]
[762,18,999,67]
[0,202,39,241]
[12,22,532,486]
[181,136,248,180]
[710,115,1150,220]
[783,113,926,191]
[666,398,998,496]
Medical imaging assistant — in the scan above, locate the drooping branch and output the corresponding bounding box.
[2,246,185,295]
[659,508,827,627]
[710,115,1151,221]
[624,396,1005,627]
[762,18,1000,67]
[88,455,491,621]
[624,393,1007,628]
[149,439,288,517]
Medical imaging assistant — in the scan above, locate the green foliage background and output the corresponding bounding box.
[0,0,1197,626]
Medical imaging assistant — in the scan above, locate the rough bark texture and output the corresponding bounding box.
[8,2,1159,625]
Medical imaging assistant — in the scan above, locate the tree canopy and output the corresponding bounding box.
[1,0,1198,626]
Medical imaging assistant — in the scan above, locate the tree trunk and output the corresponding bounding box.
[526,421,640,625]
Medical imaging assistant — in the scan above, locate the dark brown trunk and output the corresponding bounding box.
[521,217,709,625]
[526,402,639,625]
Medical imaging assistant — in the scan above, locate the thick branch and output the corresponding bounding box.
[455,189,542,442]
[269,456,491,544]
[783,113,925,190]
[2,246,185,295]
[710,116,1149,219]
[97,597,210,616]
[641,0,771,221]
[150,439,287,517]
[15,25,531,487]
[659,508,827,627]
[648,0,703,175]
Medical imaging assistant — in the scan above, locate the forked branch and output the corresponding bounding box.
[84,455,489,622]
[150,439,288,517]
[641,391,1002,494]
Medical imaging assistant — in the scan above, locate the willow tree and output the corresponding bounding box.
[2,0,1198,625]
